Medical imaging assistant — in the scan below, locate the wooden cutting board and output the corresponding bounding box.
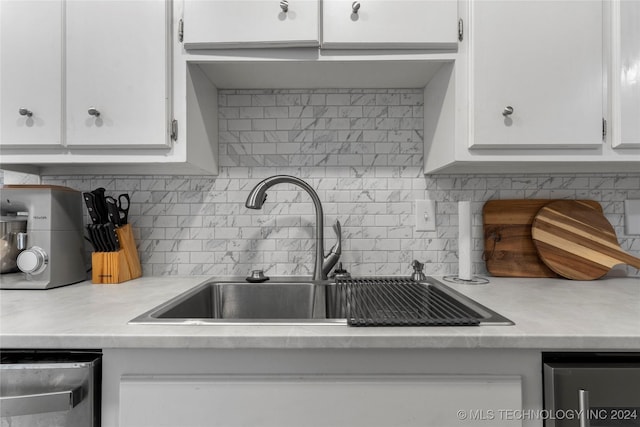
[482,199,602,277]
[531,200,640,280]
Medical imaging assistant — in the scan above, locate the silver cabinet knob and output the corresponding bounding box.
[352,1,361,14]
[88,107,100,117]
[18,108,33,118]
[502,106,514,116]
[280,0,288,12]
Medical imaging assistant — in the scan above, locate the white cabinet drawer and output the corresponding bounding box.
[183,0,320,49]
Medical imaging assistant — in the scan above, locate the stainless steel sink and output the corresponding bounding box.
[129,278,514,326]
[131,280,345,325]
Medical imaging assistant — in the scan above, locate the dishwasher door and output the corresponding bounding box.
[544,353,640,427]
[1,350,101,427]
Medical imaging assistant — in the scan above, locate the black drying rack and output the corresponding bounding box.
[335,277,481,327]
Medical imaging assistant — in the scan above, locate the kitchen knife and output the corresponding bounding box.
[82,192,102,224]
[91,188,109,224]
[105,223,120,251]
[96,224,111,252]
[98,224,115,252]
[105,197,122,226]
[88,225,102,252]
[86,225,99,251]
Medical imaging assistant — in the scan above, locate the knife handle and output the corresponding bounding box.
[105,223,120,251]
[91,188,108,224]
[105,197,122,226]
[82,192,101,224]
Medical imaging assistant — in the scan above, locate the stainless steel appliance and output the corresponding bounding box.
[544,352,640,427]
[0,350,101,427]
[0,185,87,289]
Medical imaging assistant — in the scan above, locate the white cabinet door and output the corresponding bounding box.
[322,0,458,49]
[470,1,604,149]
[614,0,640,148]
[120,374,522,427]
[0,0,62,147]
[65,0,170,148]
[183,0,320,49]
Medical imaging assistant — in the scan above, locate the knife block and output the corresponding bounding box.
[91,224,142,284]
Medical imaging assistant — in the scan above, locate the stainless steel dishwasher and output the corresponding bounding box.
[543,352,640,427]
[1,350,101,427]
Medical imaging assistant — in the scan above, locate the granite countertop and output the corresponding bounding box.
[1,275,639,350]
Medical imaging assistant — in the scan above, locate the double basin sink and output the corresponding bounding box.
[130,277,513,326]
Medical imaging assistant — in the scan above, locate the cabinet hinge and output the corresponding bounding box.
[602,118,607,140]
[178,18,184,43]
[458,18,464,42]
[171,119,178,141]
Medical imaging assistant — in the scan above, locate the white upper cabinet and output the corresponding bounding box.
[613,0,640,148]
[65,0,170,147]
[182,0,320,49]
[470,0,604,149]
[0,0,63,147]
[1,0,219,175]
[322,0,458,49]
[424,0,638,174]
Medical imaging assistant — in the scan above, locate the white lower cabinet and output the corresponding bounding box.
[103,348,542,427]
[120,374,521,427]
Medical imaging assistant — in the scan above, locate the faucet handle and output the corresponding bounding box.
[322,220,342,279]
[331,220,342,255]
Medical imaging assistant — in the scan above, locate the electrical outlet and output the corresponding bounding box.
[415,200,436,232]
[624,199,640,235]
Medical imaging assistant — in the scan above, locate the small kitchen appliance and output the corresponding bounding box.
[0,185,87,289]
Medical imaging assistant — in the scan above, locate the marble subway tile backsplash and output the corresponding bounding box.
[41,89,640,278]
[219,89,424,168]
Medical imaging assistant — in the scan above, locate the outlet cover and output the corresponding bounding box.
[624,199,640,235]
[415,200,436,232]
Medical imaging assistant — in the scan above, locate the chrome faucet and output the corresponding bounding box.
[245,175,342,280]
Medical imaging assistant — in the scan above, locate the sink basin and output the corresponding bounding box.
[131,280,345,325]
[129,278,514,326]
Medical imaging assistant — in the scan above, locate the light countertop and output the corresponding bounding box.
[1,275,639,350]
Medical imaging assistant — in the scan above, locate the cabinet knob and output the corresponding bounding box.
[280,0,288,12]
[502,106,514,117]
[18,108,33,118]
[352,1,361,14]
[88,107,101,117]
